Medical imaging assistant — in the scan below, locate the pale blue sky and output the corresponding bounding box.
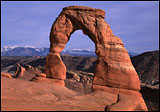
[1,1,159,53]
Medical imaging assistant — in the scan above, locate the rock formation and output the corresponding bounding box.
[1,72,13,78]
[45,5,140,90]
[45,53,66,80]
[14,63,40,80]
[45,6,147,111]
[14,63,26,78]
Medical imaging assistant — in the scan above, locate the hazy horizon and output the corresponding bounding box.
[1,1,159,54]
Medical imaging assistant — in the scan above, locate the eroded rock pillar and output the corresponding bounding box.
[45,9,73,86]
[45,53,66,86]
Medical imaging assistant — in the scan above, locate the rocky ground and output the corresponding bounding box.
[1,69,158,111]
[1,51,159,111]
[2,76,119,111]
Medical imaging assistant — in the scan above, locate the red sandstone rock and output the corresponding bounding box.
[46,5,140,91]
[1,72,13,78]
[14,63,38,80]
[93,58,141,91]
[107,93,148,111]
[44,6,147,111]
[45,53,66,80]
[14,63,26,78]
[31,77,65,86]
[36,73,46,78]
[93,85,148,111]
[73,74,80,82]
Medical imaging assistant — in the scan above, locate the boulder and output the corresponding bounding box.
[14,63,38,80]
[1,72,13,78]
[14,63,26,78]
[36,73,46,78]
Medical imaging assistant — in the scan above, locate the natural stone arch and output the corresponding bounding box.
[45,6,140,91]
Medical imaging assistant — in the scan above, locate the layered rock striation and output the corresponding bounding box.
[45,5,140,90]
[45,6,147,111]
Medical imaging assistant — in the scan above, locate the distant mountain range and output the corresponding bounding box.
[1,45,138,57]
[1,45,49,56]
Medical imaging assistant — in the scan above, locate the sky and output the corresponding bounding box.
[1,1,159,53]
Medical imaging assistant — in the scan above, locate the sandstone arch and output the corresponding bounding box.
[45,6,140,91]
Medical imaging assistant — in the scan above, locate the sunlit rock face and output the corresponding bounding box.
[45,5,140,91]
[42,5,148,111]
[45,53,66,80]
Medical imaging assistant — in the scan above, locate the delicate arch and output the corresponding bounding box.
[45,6,140,91]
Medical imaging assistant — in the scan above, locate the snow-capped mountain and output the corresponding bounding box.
[1,45,97,56]
[1,45,36,52]
[1,45,138,57]
[1,45,49,56]
[128,51,139,57]
[61,48,96,57]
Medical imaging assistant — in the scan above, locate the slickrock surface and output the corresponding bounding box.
[1,76,116,111]
[1,55,159,111]
[1,76,147,111]
[1,63,148,111]
[1,63,149,111]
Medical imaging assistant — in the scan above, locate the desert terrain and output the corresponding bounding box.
[1,50,159,111]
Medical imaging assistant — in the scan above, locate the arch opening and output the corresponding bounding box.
[45,5,141,92]
[63,30,95,53]
[44,6,147,111]
[61,30,97,94]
